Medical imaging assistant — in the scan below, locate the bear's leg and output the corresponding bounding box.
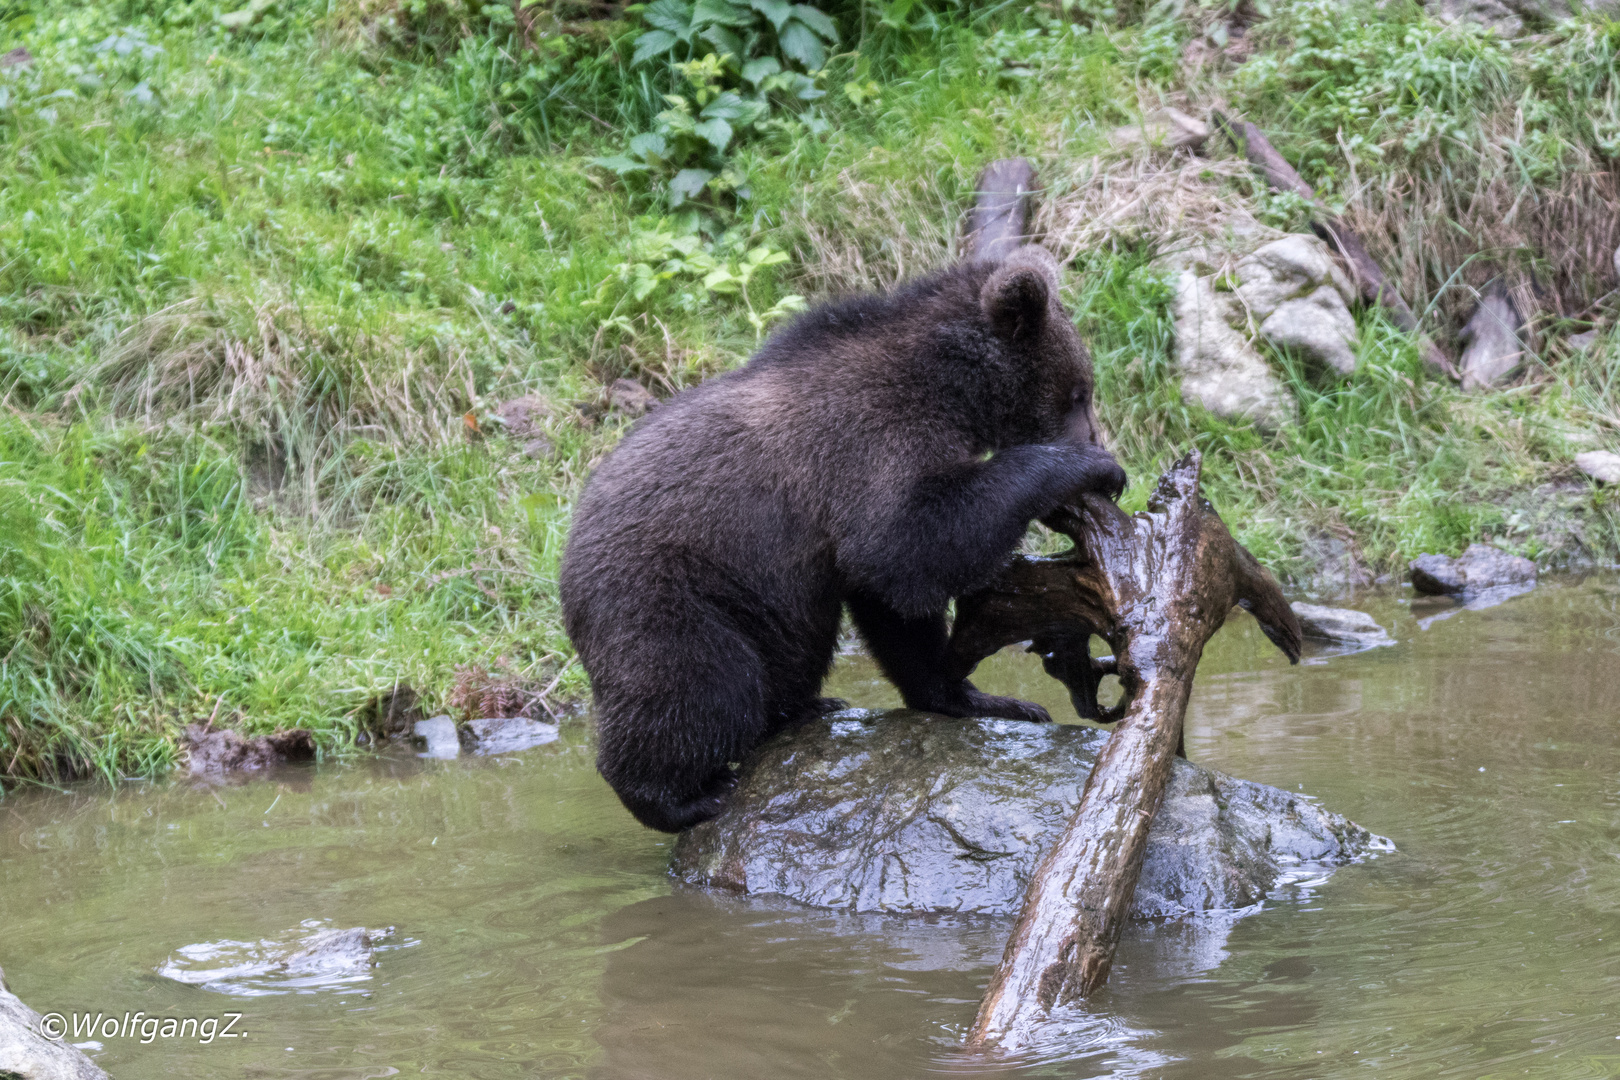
[847,592,1051,723]
[593,620,769,833]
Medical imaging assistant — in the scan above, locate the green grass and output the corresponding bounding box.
[0,0,1616,787]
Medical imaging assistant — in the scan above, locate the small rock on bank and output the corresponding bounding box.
[673,711,1389,917]
[1290,602,1395,650]
[0,965,110,1079]
[1575,450,1620,485]
[1410,543,1536,597]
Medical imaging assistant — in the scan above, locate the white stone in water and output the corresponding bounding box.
[413,715,460,759]
[1290,602,1394,649]
[1576,450,1620,485]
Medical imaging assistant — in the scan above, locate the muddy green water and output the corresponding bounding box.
[4,578,1620,1078]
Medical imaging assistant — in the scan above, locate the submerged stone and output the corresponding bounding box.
[463,715,559,755]
[1291,602,1394,651]
[672,711,1389,917]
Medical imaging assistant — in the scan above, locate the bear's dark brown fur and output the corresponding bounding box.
[560,247,1125,832]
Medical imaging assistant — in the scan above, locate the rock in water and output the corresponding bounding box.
[672,711,1389,917]
[0,965,111,1079]
[464,715,559,755]
[1291,602,1395,650]
[413,715,461,759]
[1410,543,1537,597]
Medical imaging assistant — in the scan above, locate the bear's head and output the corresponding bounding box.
[978,245,1103,450]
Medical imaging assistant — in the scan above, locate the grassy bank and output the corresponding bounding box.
[1,0,1616,787]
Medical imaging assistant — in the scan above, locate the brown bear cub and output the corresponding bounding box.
[560,246,1126,832]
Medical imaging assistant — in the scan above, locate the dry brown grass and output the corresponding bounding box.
[86,297,482,452]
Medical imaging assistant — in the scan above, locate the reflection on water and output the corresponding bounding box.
[2,577,1620,1077]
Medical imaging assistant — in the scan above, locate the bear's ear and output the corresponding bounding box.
[980,246,1060,340]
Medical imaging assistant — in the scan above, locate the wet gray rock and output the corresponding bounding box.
[1410,543,1536,597]
[158,923,390,996]
[1291,603,1394,650]
[1575,450,1620,485]
[673,711,1389,917]
[412,715,460,759]
[0,964,111,1079]
[462,715,559,755]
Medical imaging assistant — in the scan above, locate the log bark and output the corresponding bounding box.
[1213,113,1460,381]
[964,158,1040,262]
[952,451,1301,1049]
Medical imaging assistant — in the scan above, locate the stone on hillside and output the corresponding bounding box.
[1171,271,1296,429]
[1260,287,1360,375]
[186,725,315,775]
[1234,236,1360,376]
[1234,235,1357,316]
[1459,281,1525,392]
[1410,543,1537,597]
[608,378,658,417]
[673,711,1389,917]
[1291,602,1394,650]
[494,394,550,438]
[1108,108,1210,154]
[0,47,31,69]
[1575,450,1620,485]
[0,965,111,1080]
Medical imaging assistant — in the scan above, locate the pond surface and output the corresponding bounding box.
[3,576,1620,1079]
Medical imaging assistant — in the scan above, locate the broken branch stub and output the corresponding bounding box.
[965,158,1040,262]
[950,451,1300,1049]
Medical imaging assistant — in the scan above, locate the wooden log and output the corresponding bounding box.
[965,158,1040,262]
[952,451,1301,1049]
[1212,113,1460,381]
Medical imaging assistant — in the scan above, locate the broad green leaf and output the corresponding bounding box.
[693,116,734,151]
[747,0,794,29]
[699,90,751,120]
[790,4,838,40]
[631,29,679,65]
[703,267,742,293]
[642,0,694,34]
[691,0,756,28]
[741,55,781,85]
[628,132,669,159]
[698,24,743,58]
[590,155,650,175]
[668,168,715,206]
[777,20,825,70]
